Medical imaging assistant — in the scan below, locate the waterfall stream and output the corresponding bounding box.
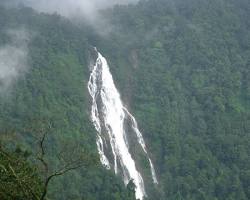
[88,49,158,200]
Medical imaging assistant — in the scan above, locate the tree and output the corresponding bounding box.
[126,180,136,200]
[0,144,42,200]
[36,124,97,200]
[0,120,98,200]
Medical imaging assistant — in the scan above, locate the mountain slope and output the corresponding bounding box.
[0,0,250,200]
[98,0,250,199]
[0,5,136,200]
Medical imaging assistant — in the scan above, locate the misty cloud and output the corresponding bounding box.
[0,28,30,94]
[16,0,138,19]
[7,0,139,35]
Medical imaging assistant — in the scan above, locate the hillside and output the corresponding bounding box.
[0,0,250,199]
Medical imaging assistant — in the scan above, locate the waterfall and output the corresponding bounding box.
[88,49,158,200]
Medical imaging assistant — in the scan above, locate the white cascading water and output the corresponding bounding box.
[88,49,158,200]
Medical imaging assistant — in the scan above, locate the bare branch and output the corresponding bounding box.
[34,121,89,200]
[37,133,49,177]
[36,124,51,179]
[40,161,84,200]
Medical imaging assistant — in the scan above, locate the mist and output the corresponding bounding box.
[0,28,30,94]
[13,0,139,20]
[4,0,139,35]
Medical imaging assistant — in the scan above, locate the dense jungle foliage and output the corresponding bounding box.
[0,0,250,199]
[0,146,43,199]
[0,4,137,200]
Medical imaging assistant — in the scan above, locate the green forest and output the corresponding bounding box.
[0,0,250,199]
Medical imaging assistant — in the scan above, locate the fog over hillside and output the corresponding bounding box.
[3,0,140,35]
[0,28,30,94]
[7,0,139,18]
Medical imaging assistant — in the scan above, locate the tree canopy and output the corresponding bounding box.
[0,0,250,199]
